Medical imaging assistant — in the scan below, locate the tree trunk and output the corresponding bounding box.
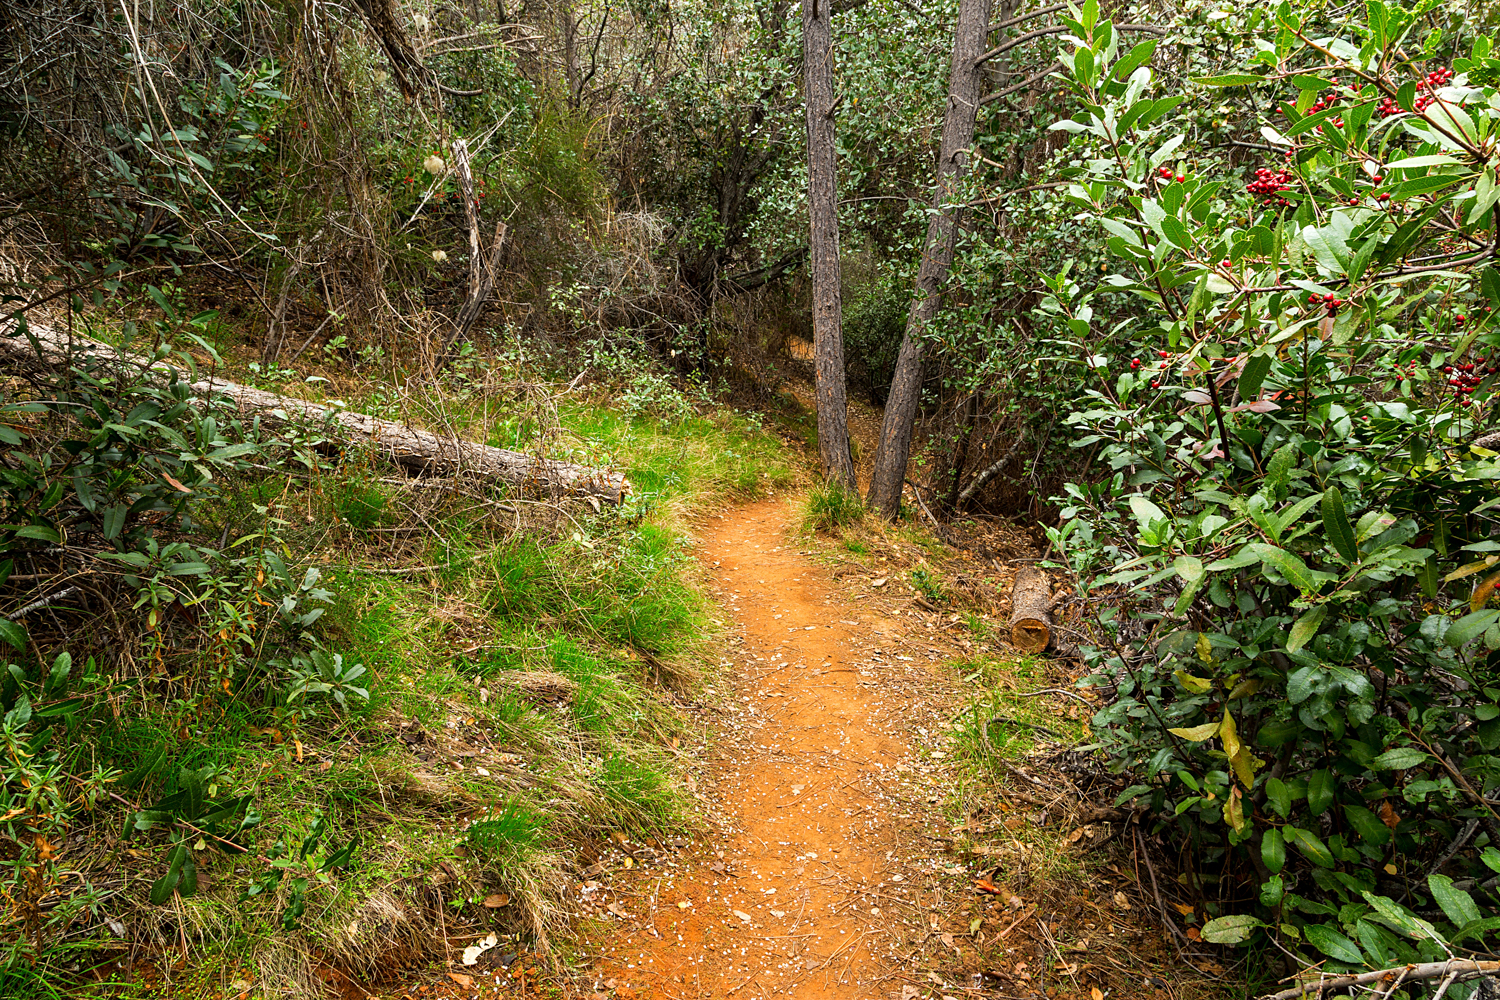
[866,0,993,519]
[0,321,630,503]
[1009,565,1053,653]
[803,0,856,490]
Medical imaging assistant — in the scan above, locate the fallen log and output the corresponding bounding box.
[0,320,630,503]
[1009,565,1052,653]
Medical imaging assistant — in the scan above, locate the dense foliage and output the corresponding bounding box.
[1030,0,1500,976]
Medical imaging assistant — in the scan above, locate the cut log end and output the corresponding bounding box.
[1009,565,1054,654]
[1010,617,1051,654]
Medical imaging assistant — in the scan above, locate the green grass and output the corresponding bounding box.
[947,654,1088,781]
[801,478,864,532]
[4,358,801,997]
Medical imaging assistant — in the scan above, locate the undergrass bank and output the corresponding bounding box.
[2,367,796,998]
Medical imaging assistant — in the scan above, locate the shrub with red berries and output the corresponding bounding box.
[1247,166,1295,206]
[1442,359,1495,407]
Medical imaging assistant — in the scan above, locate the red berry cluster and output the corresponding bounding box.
[1306,92,1346,130]
[1307,291,1345,315]
[1443,359,1494,407]
[1376,67,1455,117]
[1134,349,1174,388]
[1156,166,1187,183]
[1248,167,1295,206]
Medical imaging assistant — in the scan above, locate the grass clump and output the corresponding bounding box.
[801,479,864,533]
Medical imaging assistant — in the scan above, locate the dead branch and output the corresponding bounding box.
[1261,961,1500,1000]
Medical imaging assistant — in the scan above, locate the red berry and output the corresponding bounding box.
[1176,174,1185,182]
[1220,259,1232,268]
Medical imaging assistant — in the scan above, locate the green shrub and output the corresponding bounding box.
[1040,2,1500,974]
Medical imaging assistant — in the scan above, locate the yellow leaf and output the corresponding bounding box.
[1472,569,1500,611]
[1222,711,1259,788]
[1196,632,1215,666]
[1445,556,1499,583]
[1227,677,1261,700]
[1174,670,1212,693]
[1169,721,1221,741]
[1093,989,1105,1000]
[1223,785,1247,832]
[1220,710,1241,760]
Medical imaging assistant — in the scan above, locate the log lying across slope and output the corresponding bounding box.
[0,321,630,503]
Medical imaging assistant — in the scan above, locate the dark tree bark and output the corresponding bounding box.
[866,0,993,519]
[803,0,856,490]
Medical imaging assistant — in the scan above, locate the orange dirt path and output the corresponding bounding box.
[587,499,957,1000]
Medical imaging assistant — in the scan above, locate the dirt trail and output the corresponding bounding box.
[588,499,960,999]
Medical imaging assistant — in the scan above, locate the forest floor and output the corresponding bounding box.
[396,491,1223,1000]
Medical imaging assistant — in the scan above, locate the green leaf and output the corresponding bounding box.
[1129,495,1167,531]
[1262,828,1286,873]
[1385,154,1461,169]
[1168,721,1221,741]
[101,505,128,541]
[1247,543,1319,592]
[1361,892,1441,940]
[1428,874,1481,926]
[1265,776,1292,818]
[1453,915,1500,945]
[1371,747,1428,770]
[1447,610,1500,647]
[1174,555,1204,583]
[13,524,60,544]
[1160,214,1191,249]
[1307,769,1335,816]
[150,844,187,905]
[1238,354,1273,400]
[1481,266,1500,308]
[1291,74,1336,91]
[0,619,26,652]
[1288,605,1328,654]
[1200,914,1263,944]
[1344,805,1392,845]
[1285,826,1335,868]
[1322,487,1359,562]
[1304,923,1363,964]
[1194,74,1264,86]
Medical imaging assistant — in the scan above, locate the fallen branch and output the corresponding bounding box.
[1261,960,1500,1000]
[0,321,630,502]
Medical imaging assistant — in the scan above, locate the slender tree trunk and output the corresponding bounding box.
[866,0,993,519]
[803,0,856,489]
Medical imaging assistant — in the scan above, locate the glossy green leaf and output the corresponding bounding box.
[1304,923,1362,963]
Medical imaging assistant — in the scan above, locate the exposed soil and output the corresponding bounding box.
[577,499,977,999]
[388,495,1210,1000]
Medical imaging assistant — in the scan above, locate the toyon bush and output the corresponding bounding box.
[1036,0,1500,978]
